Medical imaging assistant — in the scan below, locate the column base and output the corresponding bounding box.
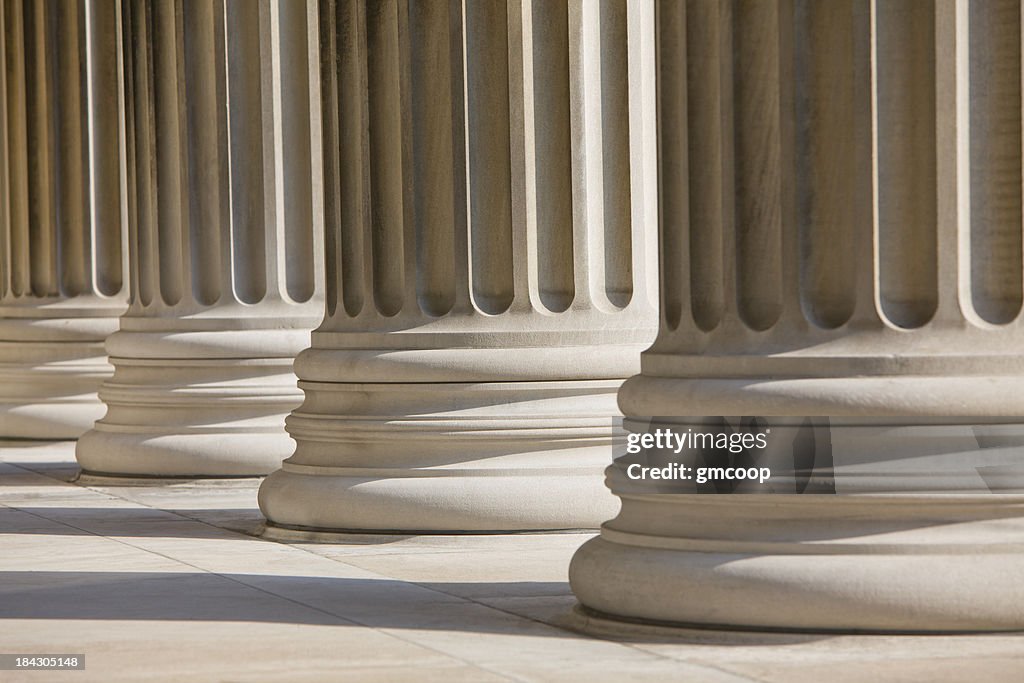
[260,523,598,542]
[569,494,1024,632]
[0,315,117,439]
[0,395,108,440]
[259,464,619,533]
[76,429,297,477]
[74,471,263,485]
[258,379,624,532]
[571,370,1024,631]
[76,328,309,477]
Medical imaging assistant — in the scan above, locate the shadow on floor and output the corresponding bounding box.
[0,463,81,485]
[0,570,566,628]
[0,570,827,646]
[0,506,263,539]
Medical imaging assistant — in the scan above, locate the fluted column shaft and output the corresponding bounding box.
[76,0,323,476]
[0,0,126,438]
[570,0,1024,632]
[258,0,658,533]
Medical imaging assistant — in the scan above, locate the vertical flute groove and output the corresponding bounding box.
[336,0,369,317]
[320,0,340,317]
[795,0,859,328]
[278,0,316,305]
[4,0,27,297]
[129,0,156,308]
[409,0,457,317]
[0,0,8,299]
[226,0,267,305]
[656,0,686,331]
[152,0,185,307]
[685,0,726,331]
[366,0,406,317]
[599,0,632,309]
[25,0,57,296]
[89,0,126,298]
[55,1,89,297]
[530,0,574,313]
[733,0,784,331]
[183,0,225,307]
[874,1,938,328]
[968,0,1022,324]
[466,0,514,315]
[317,0,337,317]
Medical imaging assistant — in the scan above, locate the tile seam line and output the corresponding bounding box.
[431,590,770,682]
[3,461,521,682]
[4,458,762,680]
[259,530,758,675]
[4,457,265,543]
[6,503,518,683]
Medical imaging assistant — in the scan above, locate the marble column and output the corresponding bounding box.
[570,0,1024,631]
[0,0,127,438]
[76,0,323,477]
[258,0,658,533]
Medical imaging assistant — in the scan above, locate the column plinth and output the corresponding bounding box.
[258,0,658,532]
[0,0,127,438]
[75,0,323,477]
[569,0,1024,631]
[263,323,649,532]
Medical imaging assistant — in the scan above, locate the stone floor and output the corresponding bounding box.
[1,440,1023,682]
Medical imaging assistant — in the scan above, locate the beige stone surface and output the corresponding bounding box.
[258,0,659,532]
[0,0,127,439]
[3,441,1024,682]
[74,0,324,477]
[569,0,1024,632]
